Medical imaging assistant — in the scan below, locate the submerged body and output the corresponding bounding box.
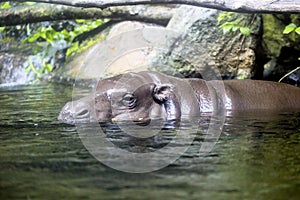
[58,71,300,124]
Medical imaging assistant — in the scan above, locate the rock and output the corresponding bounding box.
[58,21,159,80]
[262,14,286,57]
[151,5,262,79]
[57,6,263,80]
[105,21,153,75]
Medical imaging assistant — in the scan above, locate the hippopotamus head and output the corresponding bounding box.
[58,72,181,125]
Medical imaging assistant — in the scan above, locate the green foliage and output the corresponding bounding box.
[219,21,251,36]
[283,23,300,35]
[21,19,105,80]
[217,12,233,23]
[25,58,53,83]
[0,2,11,9]
[239,27,251,36]
[1,2,106,82]
[23,19,103,44]
[66,19,105,57]
[217,12,251,36]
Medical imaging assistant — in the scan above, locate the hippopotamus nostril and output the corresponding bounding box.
[76,109,89,118]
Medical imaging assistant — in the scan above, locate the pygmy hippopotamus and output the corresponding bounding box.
[58,71,300,125]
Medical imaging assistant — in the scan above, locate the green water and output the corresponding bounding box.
[0,84,299,200]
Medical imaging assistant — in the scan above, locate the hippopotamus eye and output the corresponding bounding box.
[122,94,136,108]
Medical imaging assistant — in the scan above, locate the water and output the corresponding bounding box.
[0,84,299,199]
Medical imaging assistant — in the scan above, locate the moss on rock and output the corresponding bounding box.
[262,14,286,57]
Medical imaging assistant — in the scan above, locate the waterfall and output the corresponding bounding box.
[0,53,36,87]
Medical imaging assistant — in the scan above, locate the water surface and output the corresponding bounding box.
[0,84,299,199]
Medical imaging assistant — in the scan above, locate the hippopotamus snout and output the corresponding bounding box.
[58,93,114,124]
[58,101,91,124]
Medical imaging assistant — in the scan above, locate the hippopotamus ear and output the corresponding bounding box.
[153,84,181,125]
[152,84,174,103]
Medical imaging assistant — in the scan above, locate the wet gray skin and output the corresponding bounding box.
[58,71,300,125]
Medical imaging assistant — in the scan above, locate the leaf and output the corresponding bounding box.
[221,24,233,34]
[283,23,297,34]
[231,25,239,32]
[220,22,237,34]
[0,2,11,9]
[295,27,300,35]
[217,12,233,24]
[66,42,79,58]
[95,20,103,26]
[44,63,53,72]
[75,19,86,23]
[27,34,40,43]
[23,2,36,5]
[217,13,227,23]
[240,27,250,36]
[227,12,233,18]
[220,22,229,28]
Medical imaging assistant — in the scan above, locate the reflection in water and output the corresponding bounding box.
[0,84,299,199]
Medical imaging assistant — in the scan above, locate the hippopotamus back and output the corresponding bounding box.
[58,71,300,125]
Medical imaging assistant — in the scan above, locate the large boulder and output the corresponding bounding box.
[151,6,262,79]
[57,21,158,80]
[57,6,263,80]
